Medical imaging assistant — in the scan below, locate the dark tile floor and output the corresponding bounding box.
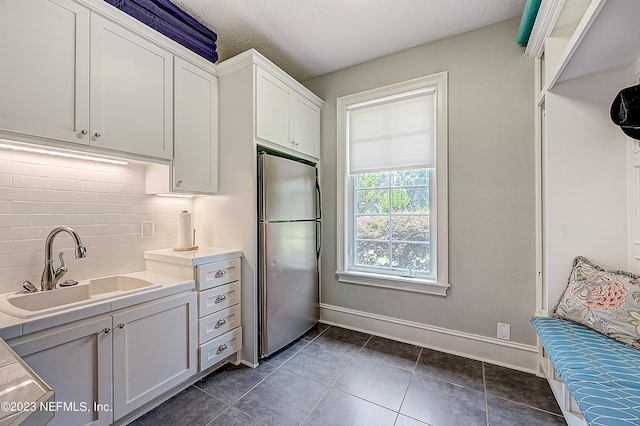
[130,324,566,426]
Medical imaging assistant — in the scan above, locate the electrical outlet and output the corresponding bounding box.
[141,221,154,238]
[497,323,511,341]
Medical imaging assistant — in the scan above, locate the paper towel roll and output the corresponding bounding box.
[177,210,192,248]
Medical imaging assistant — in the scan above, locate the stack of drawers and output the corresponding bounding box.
[197,258,242,371]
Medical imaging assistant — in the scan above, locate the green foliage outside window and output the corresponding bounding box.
[354,168,431,273]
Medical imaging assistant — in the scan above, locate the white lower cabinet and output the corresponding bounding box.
[112,292,197,420]
[8,291,197,426]
[9,317,113,426]
[199,327,242,371]
[195,258,242,371]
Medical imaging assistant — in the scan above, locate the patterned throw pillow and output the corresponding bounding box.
[553,256,640,349]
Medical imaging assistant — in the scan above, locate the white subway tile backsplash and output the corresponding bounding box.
[50,178,83,191]
[10,252,41,267]
[96,193,124,204]
[108,204,134,214]
[66,191,98,203]
[12,175,51,189]
[29,190,66,202]
[81,181,111,193]
[0,187,34,202]
[0,152,193,292]
[0,215,31,228]
[11,202,51,214]
[110,183,135,194]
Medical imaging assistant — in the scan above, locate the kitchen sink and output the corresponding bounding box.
[0,276,161,318]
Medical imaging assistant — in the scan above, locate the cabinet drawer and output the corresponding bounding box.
[199,281,240,317]
[197,258,241,291]
[199,327,242,371]
[199,304,241,343]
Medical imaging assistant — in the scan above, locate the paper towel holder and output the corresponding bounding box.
[173,229,199,251]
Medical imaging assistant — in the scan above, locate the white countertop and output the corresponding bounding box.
[0,270,194,340]
[144,247,242,266]
[0,335,54,425]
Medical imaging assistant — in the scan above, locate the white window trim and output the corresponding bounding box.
[336,73,450,296]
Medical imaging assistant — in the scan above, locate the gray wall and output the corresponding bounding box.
[304,18,537,345]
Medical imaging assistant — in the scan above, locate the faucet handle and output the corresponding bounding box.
[16,280,38,294]
[55,252,68,282]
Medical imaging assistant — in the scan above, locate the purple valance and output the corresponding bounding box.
[104,0,218,63]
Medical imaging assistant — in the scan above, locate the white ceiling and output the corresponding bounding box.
[171,0,526,81]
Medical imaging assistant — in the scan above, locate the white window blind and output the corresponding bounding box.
[348,89,435,174]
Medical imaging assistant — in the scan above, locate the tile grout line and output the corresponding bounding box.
[391,346,424,424]
[483,362,489,426]
[300,326,376,425]
[213,325,330,425]
[298,328,372,425]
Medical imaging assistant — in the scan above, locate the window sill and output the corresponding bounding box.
[336,270,450,296]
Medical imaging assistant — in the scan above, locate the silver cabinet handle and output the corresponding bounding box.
[80,129,88,136]
[94,132,101,139]
[176,179,182,187]
[116,323,126,329]
[214,270,226,278]
[214,319,227,329]
[214,294,227,303]
[102,327,111,334]
[216,344,228,354]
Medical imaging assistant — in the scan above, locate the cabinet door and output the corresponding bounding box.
[174,58,218,193]
[0,0,90,144]
[9,317,113,426]
[112,292,197,420]
[90,14,173,159]
[255,67,293,149]
[293,94,321,160]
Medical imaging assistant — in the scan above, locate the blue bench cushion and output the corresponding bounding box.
[531,316,640,425]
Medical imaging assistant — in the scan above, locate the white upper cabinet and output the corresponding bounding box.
[0,0,90,144]
[0,0,175,160]
[293,94,321,160]
[256,68,293,149]
[173,57,219,193]
[90,14,173,159]
[255,66,321,161]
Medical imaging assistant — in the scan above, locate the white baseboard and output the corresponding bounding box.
[320,303,539,373]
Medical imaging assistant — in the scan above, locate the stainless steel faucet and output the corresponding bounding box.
[41,226,87,291]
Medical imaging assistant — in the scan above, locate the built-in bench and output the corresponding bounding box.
[531,316,640,426]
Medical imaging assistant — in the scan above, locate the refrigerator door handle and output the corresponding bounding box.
[315,174,322,220]
[316,220,323,259]
[315,175,323,258]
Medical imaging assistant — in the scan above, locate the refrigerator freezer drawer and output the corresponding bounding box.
[197,258,241,291]
[259,153,318,222]
[199,327,242,371]
[199,281,240,317]
[199,304,241,343]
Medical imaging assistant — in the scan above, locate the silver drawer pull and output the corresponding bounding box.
[216,344,228,354]
[116,323,126,329]
[214,319,227,329]
[214,270,226,278]
[214,294,227,303]
[102,327,111,334]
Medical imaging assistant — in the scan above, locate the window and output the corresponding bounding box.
[336,73,449,295]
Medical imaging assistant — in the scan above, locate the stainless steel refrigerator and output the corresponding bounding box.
[258,152,321,358]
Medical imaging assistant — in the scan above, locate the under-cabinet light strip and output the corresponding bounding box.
[0,142,129,165]
[155,193,194,198]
